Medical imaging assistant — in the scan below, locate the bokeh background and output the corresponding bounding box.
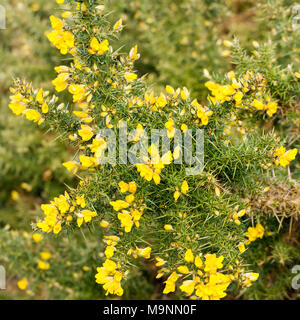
[0,0,299,299]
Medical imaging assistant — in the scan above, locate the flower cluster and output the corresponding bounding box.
[95,235,127,296]
[229,208,247,226]
[245,224,265,243]
[162,249,235,300]
[110,181,144,233]
[47,15,75,55]
[37,251,51,271]
[127,246,152,259]
[205,71,278,117]
[173,180,189,201]
[136,144,173,185]
[36,192,97,234]
[8,84,49,125]
[274,146,298,167]
[95,259,124,296]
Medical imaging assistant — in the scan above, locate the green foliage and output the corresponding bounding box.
[0,0,299,300]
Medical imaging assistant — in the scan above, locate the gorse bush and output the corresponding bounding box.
[6,0,299,300]
[207,0,300,299]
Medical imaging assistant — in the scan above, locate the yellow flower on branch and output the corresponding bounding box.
[88,38,109,55]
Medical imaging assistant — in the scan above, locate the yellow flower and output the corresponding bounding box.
[105,246,115,258]
[174,190,180,201]
[129,45,140,61]
[77,210,96,228]
[156,94,167,108]
[88,38,109,55]
[166,85,175,95]
[275,146,286,157]
[180,280,195,295]
[110,200,129,211]
[96,265,114,284]
[163,272,180,294]
[113,19,123,30]
[47,25,75,55]
[256,224,265,239]
[88,138,106,158]
[251,99,265,110]
[52,73,69,92]
[117,211,133,232]
[238,243,246,253]
[24,109,41,123]
[131,209,143,227]
[242,272,259,287]
[223,40,233,47]
[118,181,129,193]
[128,181,137,194]
[78,125,93,141]
[164,224,173,231]
[32,233,43,243]
[215,186,221,197]
[101,272,124,296]
[137,247,151,259]
[81,210,97,223]
[180,87,189,100]
[276,148,298,167]
[11,190,19,201]
[125,194,134,204]
[165,118,175,138]
[9,101,26,115]
[221,50,231,57]
[181,180,189,194]
[62,161,79,174]
[49,15,64,31]
[68,84,87,102]
[155,256,166,267]
[41,103,49,114]
[177,266,189,274]
[96,39,109,55]
[181,124,188,133]
[79,155,96,168]
[124,73,137,82]
[38,259,50,270]
[40,251,51,260]
[17,278,28,291]
[36,88,44,104]
[76,195,86,208]
[53,223,62,234]
[195,256,203,269]
[53,194,69,214]
[100,220,109,228]
[267,102,277,117]
[204,254,224,274]
[184,249,194,263]
[233,91,243,105]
